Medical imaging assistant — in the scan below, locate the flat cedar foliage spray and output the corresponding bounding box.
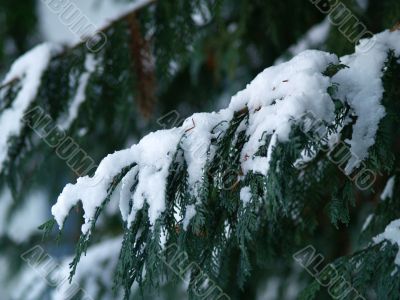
[0,1,400,300]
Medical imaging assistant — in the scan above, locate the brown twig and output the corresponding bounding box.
[128,11,157,118]
[185,118,196,132]
[390,21,400,32]
[0,77,19,90]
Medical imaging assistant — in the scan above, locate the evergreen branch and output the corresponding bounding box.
[0,0,157,89]
[47,31,400,298]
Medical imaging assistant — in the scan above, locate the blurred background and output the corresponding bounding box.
[0,0,399,299]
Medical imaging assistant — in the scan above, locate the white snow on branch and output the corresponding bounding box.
[333,31,400,173]
[126,129,183,226]
[381,176,395,200]
[181,111,232,189]
[361,213,373,232]
[52,128,184,232]
[0,43,60,172]
[183,204,197,230]
[240,186,252,204]
[119,166,138,222]
[231,50,338,176]
[51,30,400,233]
[374,219,400,265]
[59,53,98,130]
[52,147,138,232]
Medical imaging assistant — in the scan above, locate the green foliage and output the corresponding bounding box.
[52,52,400,299]
[1,1,400,299]
[0,0,37,70]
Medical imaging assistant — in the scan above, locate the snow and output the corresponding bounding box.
[59,53,98,129]
[294,147,318,169]
[183,204,196,230]
[181,111,232,190]
[52,146,139,232]
[191,2,212,26]
[242,132,277,177]
[240,186,252,204]
[333,30,400,173]
[119,166,138,222]
[126,129,183,226]
[53,128,183,232]
[361,214,373,232]
[231,50,337,175]
[38,0,154,45]
[51,30,400,234]
[0,43,59,172]
[373,219,400,265]
[381,176,395,200]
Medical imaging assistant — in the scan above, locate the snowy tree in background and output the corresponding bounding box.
[0,0,400,299]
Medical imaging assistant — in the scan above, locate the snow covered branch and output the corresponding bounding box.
[53,30,400,231]
[47,30,400,298]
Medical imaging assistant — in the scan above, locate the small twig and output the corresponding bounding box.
[185,118,196,132]
[390,21,400,32]
[229,178,240,191]
[128,11,157,118]
[0,77,19,90]
[236,106,249,117]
